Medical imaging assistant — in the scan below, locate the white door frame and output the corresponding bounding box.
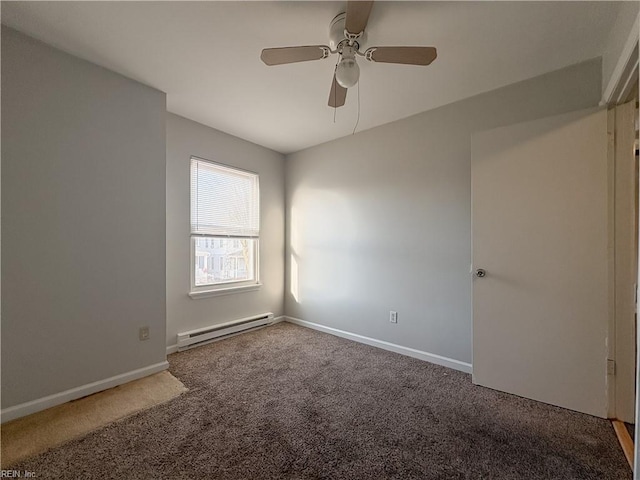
[597,9,640,475]
[608,101,638,424]
[603,11,640,478]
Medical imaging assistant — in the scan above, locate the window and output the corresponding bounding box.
[190,157,259,295]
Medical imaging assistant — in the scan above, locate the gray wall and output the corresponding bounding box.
[285,59,602,365]
[1,27,167,408]
[166,114,285,347]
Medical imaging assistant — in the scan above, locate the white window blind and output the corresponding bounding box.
[190,158,260,238]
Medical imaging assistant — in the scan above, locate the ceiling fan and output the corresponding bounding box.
[260,1,437,108]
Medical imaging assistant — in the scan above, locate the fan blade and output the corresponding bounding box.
[261,46,330,66]
[345,1,374,35]
[328,74,347,108]
[366,46,437,66]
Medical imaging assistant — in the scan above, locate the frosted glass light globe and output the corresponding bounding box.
[335,58,360,88]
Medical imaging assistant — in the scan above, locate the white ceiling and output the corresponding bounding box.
[2,1,622,154]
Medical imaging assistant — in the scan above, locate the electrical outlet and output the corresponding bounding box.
[389,311,398,323]
[139,326,150,341]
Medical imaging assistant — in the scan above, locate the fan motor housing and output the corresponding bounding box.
[329,12,367,51]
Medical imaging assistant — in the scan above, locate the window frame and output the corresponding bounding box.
[188,156,261,298]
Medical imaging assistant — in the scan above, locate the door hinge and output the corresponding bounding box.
[607,359,616,376]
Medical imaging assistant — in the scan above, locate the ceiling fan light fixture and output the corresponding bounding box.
[335,57,360,88]
[335,45,360,88]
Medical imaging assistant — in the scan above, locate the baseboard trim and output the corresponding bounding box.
[285,316,472,374]
[1,361,169,423]
[166,315,286,356]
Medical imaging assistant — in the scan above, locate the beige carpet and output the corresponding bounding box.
[1,370,187,467]
[4,324,632,479]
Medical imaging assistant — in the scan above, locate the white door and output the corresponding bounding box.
[472,107,609,418]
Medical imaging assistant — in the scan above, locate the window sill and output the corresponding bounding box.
[189,283,262,299]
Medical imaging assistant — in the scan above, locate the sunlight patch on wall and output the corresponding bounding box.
[289,187,356,303]
[290,254,300,303]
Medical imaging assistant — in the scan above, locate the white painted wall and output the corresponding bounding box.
[285,59,602,365]
[1,27,167,408]
[602,0,639,99]
[166,114,285,349]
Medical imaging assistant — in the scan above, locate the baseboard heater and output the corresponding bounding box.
[177,312,274,352]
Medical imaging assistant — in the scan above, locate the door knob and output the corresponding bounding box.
[475,268,486,278]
